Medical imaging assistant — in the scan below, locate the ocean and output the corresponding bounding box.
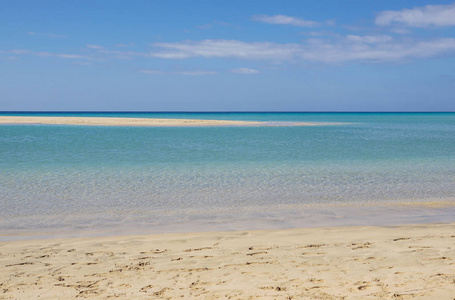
[1,112,455,240]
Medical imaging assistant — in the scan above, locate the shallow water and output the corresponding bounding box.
[1,112,455,240]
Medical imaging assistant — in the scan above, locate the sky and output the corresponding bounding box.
[1,0,455,111]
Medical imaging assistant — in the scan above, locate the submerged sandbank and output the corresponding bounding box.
[0,116,336,127]
[1,223,454,299]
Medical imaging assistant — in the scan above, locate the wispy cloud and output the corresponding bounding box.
[94,49,147,60]
[142,68,257,75]
[301,36,455,63]
[342,25,376,32]
[37,52,91,59]
[140,69,163,74]
[5,36,455,67]
[389,28,412,34]
[345,35,392,44]
[300,31,340,37]
[1,49,91,60]
[147,37,455,63]
[197,24,212,30]
[231,68,260,74]
[196,20,233,30]
[0,56,18,60]
[86,44,104,49]
[3,49,32,54]
[376,2,455,27]
[73,62,93,66]
[175,70,217,75]
[149,40,302,60]
[252,15,320,27]
[28,31,67,38]
[140,69,217,76]
[116,43,136,48]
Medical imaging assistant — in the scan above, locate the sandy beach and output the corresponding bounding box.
[0,116,324,127]
[1,223,454,299]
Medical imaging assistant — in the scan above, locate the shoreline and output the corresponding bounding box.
[1,223,454,299]
[2,199,455,242]
[0,116,334,127]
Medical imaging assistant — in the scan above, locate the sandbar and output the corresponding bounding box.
[0,116,331,127]
[1,223,454,299]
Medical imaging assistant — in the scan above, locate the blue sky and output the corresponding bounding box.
[1,0,455,111]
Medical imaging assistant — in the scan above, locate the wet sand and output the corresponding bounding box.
[1,223,454,299]
[0,116,325,127]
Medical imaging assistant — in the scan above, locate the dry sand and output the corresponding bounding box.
[1,223,455,299]
[0,116,325,127]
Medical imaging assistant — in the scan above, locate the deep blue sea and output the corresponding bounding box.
[1,112,455,240]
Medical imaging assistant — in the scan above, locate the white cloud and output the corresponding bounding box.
[140,69,163,74]
[252,15,320,27]
[300,37,455,63]
[197,24,212,30]
[8,49,32,54]
[6,35,455,67]
[346,35,392,44]
[149,40,302,60]
[37,52,90,59]
[116,43,135,48]
[140,69,216,76]
[1,56,18,60]
[73,62,93,66]
[389,28,412,34]
[57,54,89,59]
[28,32,66,38]
[86,44,104,49]
[376,2,455,27]
[1,49,89,60]
[174,70,217,76]
[301,31,340,37]
[231,68,260,74]
[147,37,455,63]
[97,49,147,60]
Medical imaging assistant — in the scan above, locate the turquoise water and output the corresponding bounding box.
[1,112,455,239]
